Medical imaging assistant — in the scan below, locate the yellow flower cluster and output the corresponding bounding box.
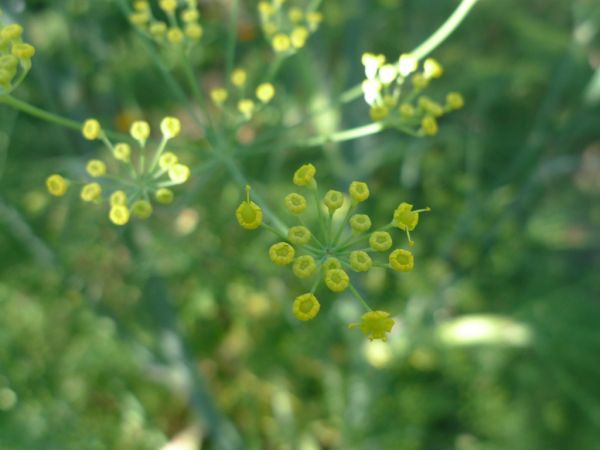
[0,15,36,95]
[361,52,464,136]
[46,116,190,225]
[257,1,323,53]
[235,164,431,342]
[210,68,276,123]
[129,0,203,47]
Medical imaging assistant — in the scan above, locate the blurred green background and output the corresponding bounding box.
[1,0,600,449]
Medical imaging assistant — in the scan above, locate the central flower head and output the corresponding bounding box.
[349,311,395,342]
[394,203,419,230]
[325,269,349,292]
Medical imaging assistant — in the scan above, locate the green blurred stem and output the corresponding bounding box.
[326,209,334,244]
[0,95,81,131]
[298,215,325,249]
[296,122,385,148]
[349,283,372,312]
[224,0,240,130]
[411,0,480,61]
[313,187,328,243]
[148,137,169,176]
[310,271,323,294]
[332,203,356,247]
[260,223,289,241]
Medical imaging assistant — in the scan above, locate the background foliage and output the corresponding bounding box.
[1,0,599,449]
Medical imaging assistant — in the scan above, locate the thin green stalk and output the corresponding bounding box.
[326,209,334,245]
[297,215,324,249]
[260,223,289,241]
[336,247,373,256]
[373,263,392,269]
[313,187,327,244]
[411,0,480,61]
[349,283,372,312]
[148,137,169,175]
[310,271,323,294]
[332,204,356,247]
[224,0,240,130]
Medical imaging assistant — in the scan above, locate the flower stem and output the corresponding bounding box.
[337,221,395,252]
[332,203,356,247]
[349,283,372,312]
[313,187,327,243]
[260,222,289,241]
[310,271,323,294]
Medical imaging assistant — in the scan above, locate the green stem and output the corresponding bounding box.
[224,0,240,130]
[260,222,289,241]
[326,209,334,245]
[332,203,356,247]
[349,283,372,312]
[313,187,327,243]
[310,271,323,294]
[148,137,168,175]
[295,122,386,149]
[411,0,480,61]
[372,263,392,269]
[297,215,324,249]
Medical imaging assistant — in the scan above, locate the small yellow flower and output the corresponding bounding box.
[424,100,444,117]
[306,12,323,31]
[292,255,317,279]
[82,119,101,140]
[81,183,102,202]
[290,26,309,48]
[287,226,311,246]
[411,73,429,90]
[1,24,23,40]
[349,181,369,203]
[399,103,415,119]
[160,117,181,139]
[182,9,200,22]
[269,242,295,265]
[389,249,414,272]
[292,293,320,321]
[421,116,438,136]
[446,92,465,110]
[130,121,151,146]
[423,58,443,79]
[114,143,131,162]
[86,159,106,177]
[129,12,150,25]
[238,99,255,116]
[159,0,178,12]
[284,193,307,214]
[262,22,278,36]
[11,43,35,60]
[231,69,247,86]
[258,2,275,16]
[236,185,263,229]
[362,53,385,79]
[350,214,371,233]
[0,55,19,70]
[185,23,203,40]
[150,22,168,36]
[0,68,14,85]
[167,27,184,44]
[210,88,228,104]
[110,190,127,206]
[109,205,130,225]
[349,311,395,342]
[325,268,349,292]
[399,53,418,77]
[393,202,429,245]
[293,164,316,188]
[324,190,343,210]
[156,188,174,204]
[288,7,304,23]
[369,231,392,251]
[384,95,398,107]
[322,257,341,274]
[350,251,372,272]
[46,174,68,196]
[369,106,389,122]
[272,33,291,52]
[256,83,275,103]
[134,1,150,11]
[168,164,190,184]
[132,200,153,219]
[379,64,398,84]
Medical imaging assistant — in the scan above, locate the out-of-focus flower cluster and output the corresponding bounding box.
[129,0,203,47]
[236,164,430,342]
[361,53,464,136]
[258,0,323,53]
[46,117,190,225]
[0,11,36,95]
